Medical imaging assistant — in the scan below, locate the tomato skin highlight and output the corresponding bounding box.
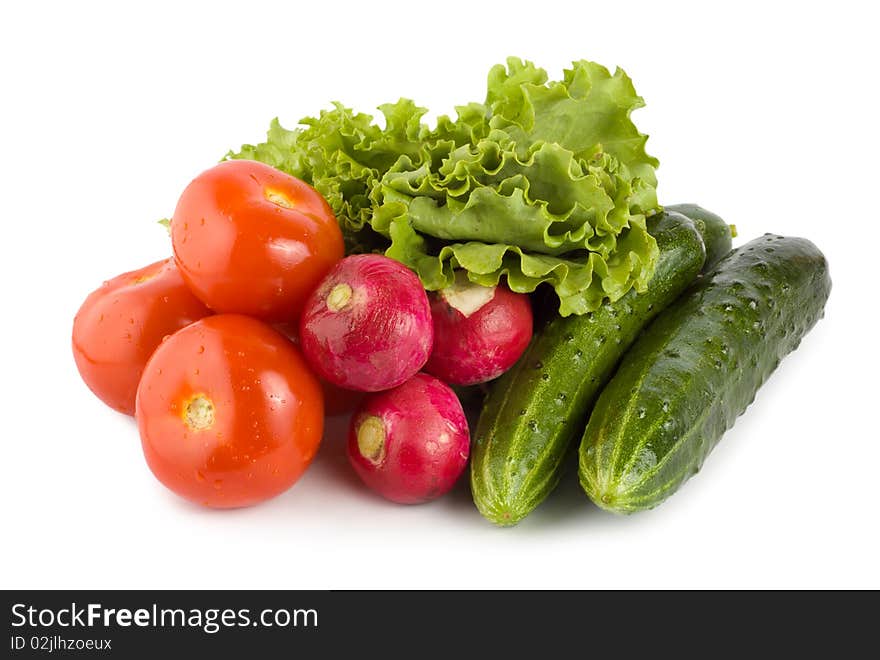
[171,159,344,322]
[72,258,212,415]
[136,314,324,508]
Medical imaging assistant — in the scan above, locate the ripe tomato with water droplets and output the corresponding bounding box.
[136,314,324,508]
[171,159,344,322]
[72,258,212,415]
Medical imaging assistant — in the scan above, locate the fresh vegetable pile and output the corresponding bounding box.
[229,58,659,317]
[72,58,831,521]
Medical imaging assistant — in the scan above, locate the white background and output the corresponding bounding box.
[1,0,877,589]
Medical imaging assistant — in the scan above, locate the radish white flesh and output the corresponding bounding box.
[425,275,533,385]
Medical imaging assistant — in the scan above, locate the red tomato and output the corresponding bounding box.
[72,258,212,415]
[171,160,344,322]
[136,314,323,508]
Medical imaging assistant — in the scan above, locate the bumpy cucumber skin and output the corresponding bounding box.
[579,234,831,514]
[665,203,734,272]
[470,214,706,525]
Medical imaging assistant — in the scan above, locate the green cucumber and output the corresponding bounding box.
[470,212,706,525]
[666,203,735,271]
[578,234,831,514]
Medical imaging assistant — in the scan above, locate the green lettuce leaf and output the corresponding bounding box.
[488,58,658,189]
[227,58,660,315]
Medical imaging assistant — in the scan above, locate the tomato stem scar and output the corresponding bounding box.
[265,189,294,209]
[184,395,215,431]
[131,263,164,285]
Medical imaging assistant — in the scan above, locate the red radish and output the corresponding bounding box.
[348,373,470,503]
[425,273,533,385]
[273,321,363,415]
[299,254,433,392]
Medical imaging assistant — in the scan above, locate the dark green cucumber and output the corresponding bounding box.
[666,203,735,271]
[470,213,706,525]
[578,234,831,514]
